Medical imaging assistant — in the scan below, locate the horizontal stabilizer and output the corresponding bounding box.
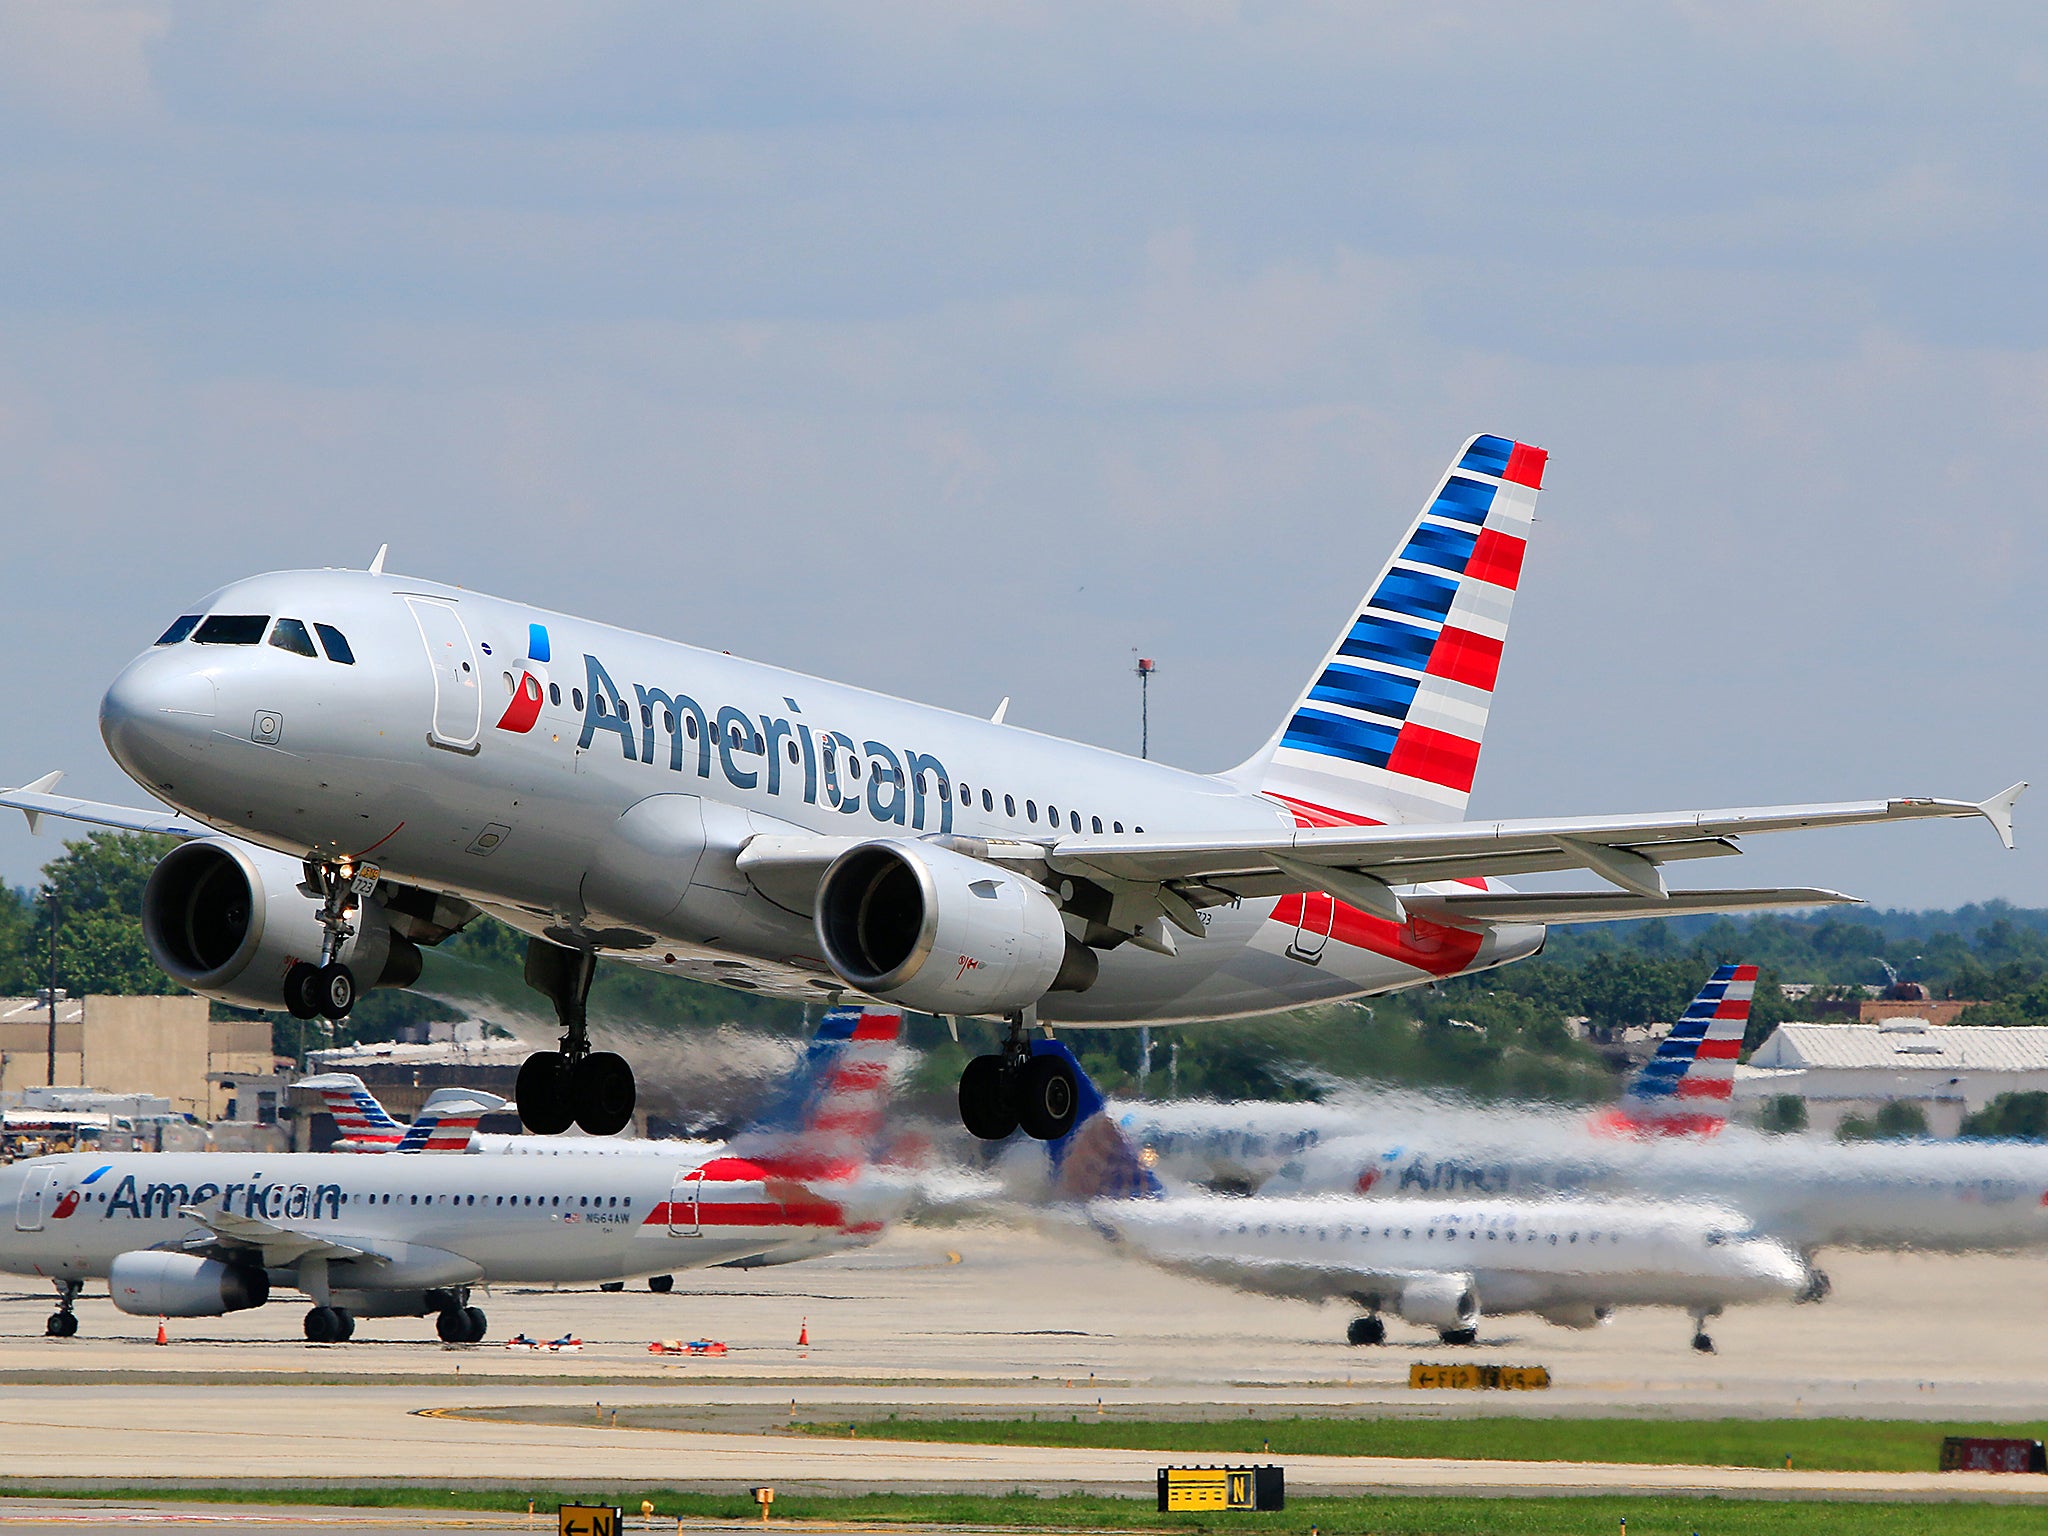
[1406,887,1858,926]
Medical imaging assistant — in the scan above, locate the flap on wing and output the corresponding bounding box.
[1405,887,1859,925]
[178,1205,375,1267]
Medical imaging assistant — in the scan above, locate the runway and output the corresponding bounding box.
[1,1225,2044,1502]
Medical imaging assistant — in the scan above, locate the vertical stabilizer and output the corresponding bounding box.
[297,1073,407,1151]
[1596,962,1756,1137]
[1043,1041,1163,1202]
[1233,434,1546,826]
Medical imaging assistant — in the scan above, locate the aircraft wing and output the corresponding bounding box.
[176,1205,379,1268]
[0,772,207,838]
[1045,785,2025,928]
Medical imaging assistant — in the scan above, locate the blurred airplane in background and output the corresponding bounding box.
[1024,1040,1809,1352]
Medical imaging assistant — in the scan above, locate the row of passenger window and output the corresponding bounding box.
[1226,1221,1625,1246]
[349,1191,630,1209]
[157,613,355,665]
[518,676,1144,836]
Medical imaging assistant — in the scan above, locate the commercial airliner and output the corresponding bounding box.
[1031,1042,1807,1352]
[0,434,2020,1141]
[0,1007,906,1341]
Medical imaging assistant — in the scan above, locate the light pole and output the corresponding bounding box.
[1133,655,1158,1089]
[44,894,59,1087]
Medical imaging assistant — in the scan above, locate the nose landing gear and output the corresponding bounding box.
[285,858,376,1023]
[46,1278,80,1338]
[515,940,636,1137]
[957,1016,1080,1142]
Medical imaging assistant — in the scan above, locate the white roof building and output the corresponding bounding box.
[1736,1020,2048,1137]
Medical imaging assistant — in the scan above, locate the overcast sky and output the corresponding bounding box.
[0,2,2042,910]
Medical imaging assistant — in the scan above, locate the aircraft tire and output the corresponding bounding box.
[648,1274,674,1293]
[334,1308,355,1341]
[283,962,321,1020]
[464,1307,488,1343]
[46,1311,76,1338]
[1692,1331,1716,1354]
[958,1054,1017,1141]
[1346,1316,1385,1346]
[516,1052,575,1136]
[312,962,356,1021]
[1015,1053,1079,1142]
[435,1307,469,1343]
[599,1281,625,1292]
[1438,1326,1477,1346]
[572,1052,636,1137]
[305,1306,343,1344]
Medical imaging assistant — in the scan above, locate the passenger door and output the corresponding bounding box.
[403,596,484,754]
[667,1168,703,1237]
[15,1165,57,1231]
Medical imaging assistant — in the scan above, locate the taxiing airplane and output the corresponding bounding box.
[1033,1041,1808,1351]
[0,1008,906,1342]
[1,435,2019,1142]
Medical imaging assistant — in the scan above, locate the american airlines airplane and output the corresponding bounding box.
[1033,1043,1808,1352]
[0,1008,906,1341]
[0,434,2019,1142]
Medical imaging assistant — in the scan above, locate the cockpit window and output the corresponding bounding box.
[192,614,269,645]
[155,615,201,646]
[268,617,318,658]
[314,624,356,665]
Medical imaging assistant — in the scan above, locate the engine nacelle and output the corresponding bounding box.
[110,1250,270,1317]
[1395,1272,1479,1331]
[142,837,421,1011]
[815,840,1097,1016]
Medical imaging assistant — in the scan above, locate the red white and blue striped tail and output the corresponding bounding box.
[297,1072,407,1151]
[1234,433,1545,827]
[393,1088,506,1154]
[1596,963,1756,1137]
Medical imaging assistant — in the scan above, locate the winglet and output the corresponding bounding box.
[368,543,389,575]
[16,771,63,835]
[1979,782,2027,851]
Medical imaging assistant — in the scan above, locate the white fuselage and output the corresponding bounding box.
[1088,1193,1809,1322]
[0,1150,890,1294]
[98,569,1542,1024]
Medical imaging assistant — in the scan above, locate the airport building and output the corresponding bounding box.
[1736,1020,2048,1137]
[0,993,275,1121]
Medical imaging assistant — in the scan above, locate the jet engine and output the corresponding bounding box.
[110,1251,270,1317]
[141,837,421,1011]
[815,840,1097,1015]
[1394,1273,1480,1331]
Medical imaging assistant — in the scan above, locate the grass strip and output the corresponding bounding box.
[788,1416,2048,1475]
[6,1488,2048,1534]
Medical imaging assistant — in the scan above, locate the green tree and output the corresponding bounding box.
[1756,1094,1808,1134]
[1960,1092,2048,1140]
[35,832,182,996]
[1838,1099,1929,1141]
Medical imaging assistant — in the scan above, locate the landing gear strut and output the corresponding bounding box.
[285,858,371,1023]
[515,939,635,1137]
[958,1015,1079,1143]
[45,1278,79,1338]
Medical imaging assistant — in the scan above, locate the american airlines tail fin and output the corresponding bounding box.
[1231,434,1546,827]
[297,1073,408,1151]
[726,1006,904,1177]
[393,1088,508,1153]
[1042,1042,1164,1203]
[1595,962,1756,1137]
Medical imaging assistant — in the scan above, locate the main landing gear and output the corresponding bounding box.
[514,939,636,1137]
[46,1278,80,1338]
[304,1305,356,1343]
[958,1016,1080,1142]
[1346,1315,1386,1346]
[435,1303,488,1344]
[284,858,371,1023]
[1438,1326,1479,1346]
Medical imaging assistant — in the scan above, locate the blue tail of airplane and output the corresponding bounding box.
[1038,1040,1163,1202]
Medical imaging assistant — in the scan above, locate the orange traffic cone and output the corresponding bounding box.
[155,1317,167,1346]
[797,1317,809,1347]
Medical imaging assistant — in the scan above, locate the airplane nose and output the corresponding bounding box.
[100,649,218,785]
